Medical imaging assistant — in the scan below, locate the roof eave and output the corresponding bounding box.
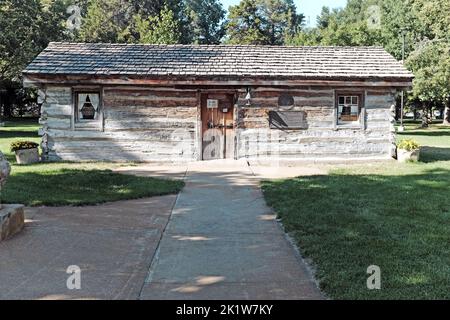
[22,72,413,89]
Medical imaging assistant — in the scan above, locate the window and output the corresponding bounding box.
[76,92,100,122]
[337,94,362,126]
[74,91,102,130]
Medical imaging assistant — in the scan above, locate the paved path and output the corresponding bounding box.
[0,161,323,300]
[0,197,177,300]
[139,160,323,299]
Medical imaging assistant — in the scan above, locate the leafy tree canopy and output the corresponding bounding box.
[78,0,134,43]
[0,0,70,82]
[184,0,226,44]
[407,40,450,105]
[226,0,304,45]
[133,5,181,44]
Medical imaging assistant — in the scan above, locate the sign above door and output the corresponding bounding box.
[207,99,219,109]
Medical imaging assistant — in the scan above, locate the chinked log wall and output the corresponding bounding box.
[38,85,396,162]
[236,87,396,160]
[39,86,198,162]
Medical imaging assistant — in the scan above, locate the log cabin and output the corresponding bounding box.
[23,42,413,163]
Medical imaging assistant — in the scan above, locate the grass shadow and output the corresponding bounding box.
[0,131,39,139]
[2,117,39,127]
[1,169,184,206]
[398,131,450,137]
[3,153,15,163]
[419,147,450,163]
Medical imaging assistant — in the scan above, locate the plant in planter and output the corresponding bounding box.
[10,141,40,164]
[397,139,420,162]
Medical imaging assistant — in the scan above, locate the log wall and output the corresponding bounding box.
[235,87,396,160]
[39,86,199,162]
[38,85,396,162]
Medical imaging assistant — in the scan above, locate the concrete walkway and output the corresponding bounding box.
[0,161,324,300]
[139,160,323,300]
[0,196,177,300]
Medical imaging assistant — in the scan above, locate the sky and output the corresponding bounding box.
[220,0,348,27]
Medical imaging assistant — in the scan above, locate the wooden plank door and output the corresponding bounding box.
[201,93,235,160]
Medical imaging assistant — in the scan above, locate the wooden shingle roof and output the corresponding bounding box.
[23,42,414,81]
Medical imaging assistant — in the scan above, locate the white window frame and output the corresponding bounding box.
[335,91,365,129]
[72,89,103,131]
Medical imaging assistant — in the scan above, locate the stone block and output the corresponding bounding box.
[15,148,40,164]
[0,204,25,241]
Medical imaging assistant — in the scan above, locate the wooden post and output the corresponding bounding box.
[361,90,367,130]
[196,90,202,161]
[234,90,239,160]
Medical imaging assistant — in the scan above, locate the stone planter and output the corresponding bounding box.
[15,148,40,164]
[0,151,24,241]
[397,148,420,163]
[1,204,25,241]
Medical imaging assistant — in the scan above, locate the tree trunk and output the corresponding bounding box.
[2,103,12,119]
[443,98,450,125]
[421,103,429,128]
[429,106,433,124]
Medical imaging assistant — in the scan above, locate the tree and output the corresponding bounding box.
[0,0,69,118]
[380,0,427,60]
[130,0,189,43]
[40,0,76,41]
[225,0,304,45]
[225,0,268,44]
[77,1,193,44]
[129,0,185,21]
[1,0,44,83]
[184,0,226,44]
[287,0,386,47]
[316,6,332,29]
[406,40,450,125]
[412,0,450,40]
[285,28,321,46]
[78,0,134,43]
[404,0,450,125]
[261,0,304,44]
[133,6,181,44]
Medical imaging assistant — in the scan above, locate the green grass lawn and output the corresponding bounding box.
[1,119,184,206]
[397,120,450,163]
[0,118,41,163]
[262,122,450,300]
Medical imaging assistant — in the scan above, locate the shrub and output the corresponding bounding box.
[10,141,39,152]
[397,139,420,151]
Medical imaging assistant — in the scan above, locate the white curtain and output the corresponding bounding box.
[89,94,99,111]
[77,93,99,120]
[78,93,87,119]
